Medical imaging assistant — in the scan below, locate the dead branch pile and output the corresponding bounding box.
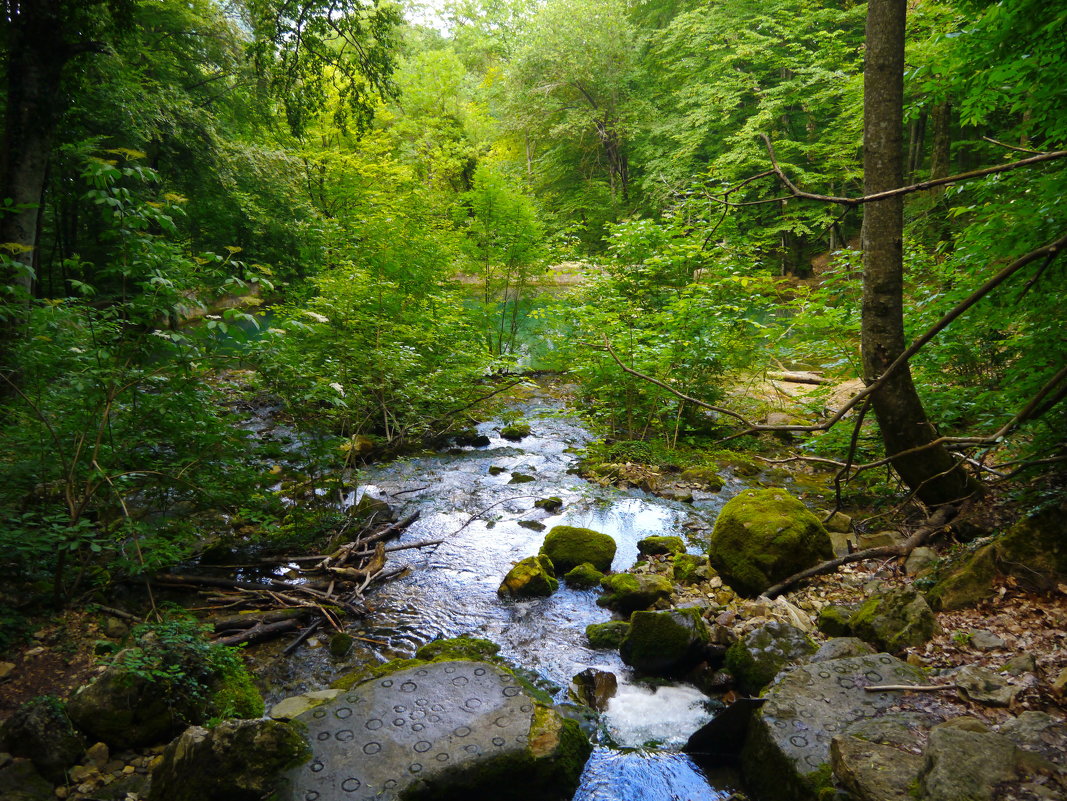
[153,512,426,652]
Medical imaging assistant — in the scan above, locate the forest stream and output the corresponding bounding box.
[255,388,746,800]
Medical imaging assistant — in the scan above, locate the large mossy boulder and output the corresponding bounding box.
[724,621,817,696]
[741,654,927,801]
[0,758,54,801]
[499,555,558,599]
[0,696,86,783]
[708,489,832,597]
[596,572,672,615]
[926,545,997,611]
[849,586,938,653]
[540,526,616,574]
[995,504,1067,591]
[68,624,263,749]
[620,608,709,676]
[149,719,309,801]
[280,660,590,801]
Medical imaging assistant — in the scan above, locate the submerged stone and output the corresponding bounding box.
[708,489,832,597]
[541,526,616,573]
[562,562,604,589]
[569,668,618,712]
[501,422,532,441]
[533,497,563,513]
[279,660,590,801]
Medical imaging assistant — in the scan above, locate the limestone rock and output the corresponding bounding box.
[741,653,926,801]
[926,545,997,611]
[849,586,939,653]
[569,669,618,712]
[269,690,343,721]
[679,466,724,491]
[824,511,852,534]
[904,547,939,577]
[278,660,590,801]
[636,536,685,557]
[585,621,630,650]
[562,563,604,589]
[596,573,672,615]
[968,629,1006,651]
[724,621,817,696]
[708,489,832,597]
[831,735,924,801]
[149,718,309,801]
[811,637,876,663]
[500,421,532,441]
[995,504,1067,591]
[0,758,54,801]
[954,665,1019,707]
[918,725,1019,801]
[498,555,558,599]
[0,696,86,783]
[509,472,537,484]
[540,526,616,573]
[533,497,563,513]
[620,608,709,676]
[999,711,1067,768]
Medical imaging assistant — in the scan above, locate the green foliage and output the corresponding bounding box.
[118,618,263,721]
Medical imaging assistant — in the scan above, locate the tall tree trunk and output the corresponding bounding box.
[860,0,976,506]
[928,101,952,189]
[0,0,72,367]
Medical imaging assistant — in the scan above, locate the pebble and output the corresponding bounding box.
[85,742,109,767]
[0,661,14,680]
[54,788,68,799]
[1003,653,1036,675]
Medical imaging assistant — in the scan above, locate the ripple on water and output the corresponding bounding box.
[574,749,739,801]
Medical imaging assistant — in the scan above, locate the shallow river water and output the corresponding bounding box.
[267,390,748,800]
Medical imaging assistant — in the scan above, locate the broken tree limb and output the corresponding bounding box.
[212,607,309,633]
[767,371,831,385]
[763,503,961,599]
[283,618,324,656]
[216,617,304,647]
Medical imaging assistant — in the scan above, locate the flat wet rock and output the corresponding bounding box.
[279,660,588,801]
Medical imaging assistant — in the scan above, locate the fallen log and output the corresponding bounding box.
[216,617,304,647]
[212,607,309,634]
[767,370,831,385]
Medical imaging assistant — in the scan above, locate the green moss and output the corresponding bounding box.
[708,489,832,597]
[534,497,563,512]
[501,422,532,440]
[672,553,711,584]
[925,545,996,611]
[416,636,501,662]
[563,563,604,589]
[849,587,937,652]
[585,621,631,649]
[597,572,672,614]
[621,608,709,676]
[331,658,429,691]
[679,467,724,491]
[816,605,855,637]
[211,663,265,720]
[541,526,616,573]
[499,555,559,598]
[637,536,685,557]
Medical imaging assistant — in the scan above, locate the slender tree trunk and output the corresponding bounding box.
[860,0,977,505]
[928,101,952,191]
[0,0,71,368]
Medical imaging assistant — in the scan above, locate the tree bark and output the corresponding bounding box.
[860,0,976,505]
[929,101,952,189]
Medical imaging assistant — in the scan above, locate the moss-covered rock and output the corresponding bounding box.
[501,421,532,441]
[148,719,309,801]
[534,497,563,513]
[586,621,631,649]
[637,536,685,557]
[563,563,604,589]
[708,489,832,597]
[416,636,501,663]
[596,573,672,615]
[849,587,938,652]
[680,467,724,491]
[994,504,1067,591]
[541,526,616,573]
[724,621,817,696]
[926,544,997,611]
[816,605,857,637]
[499,555,559,599]
[672,553,713,584]
[0,758,54,801]
[347,493,396,526]
[620,608,710,676]
[0,696,86,783]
